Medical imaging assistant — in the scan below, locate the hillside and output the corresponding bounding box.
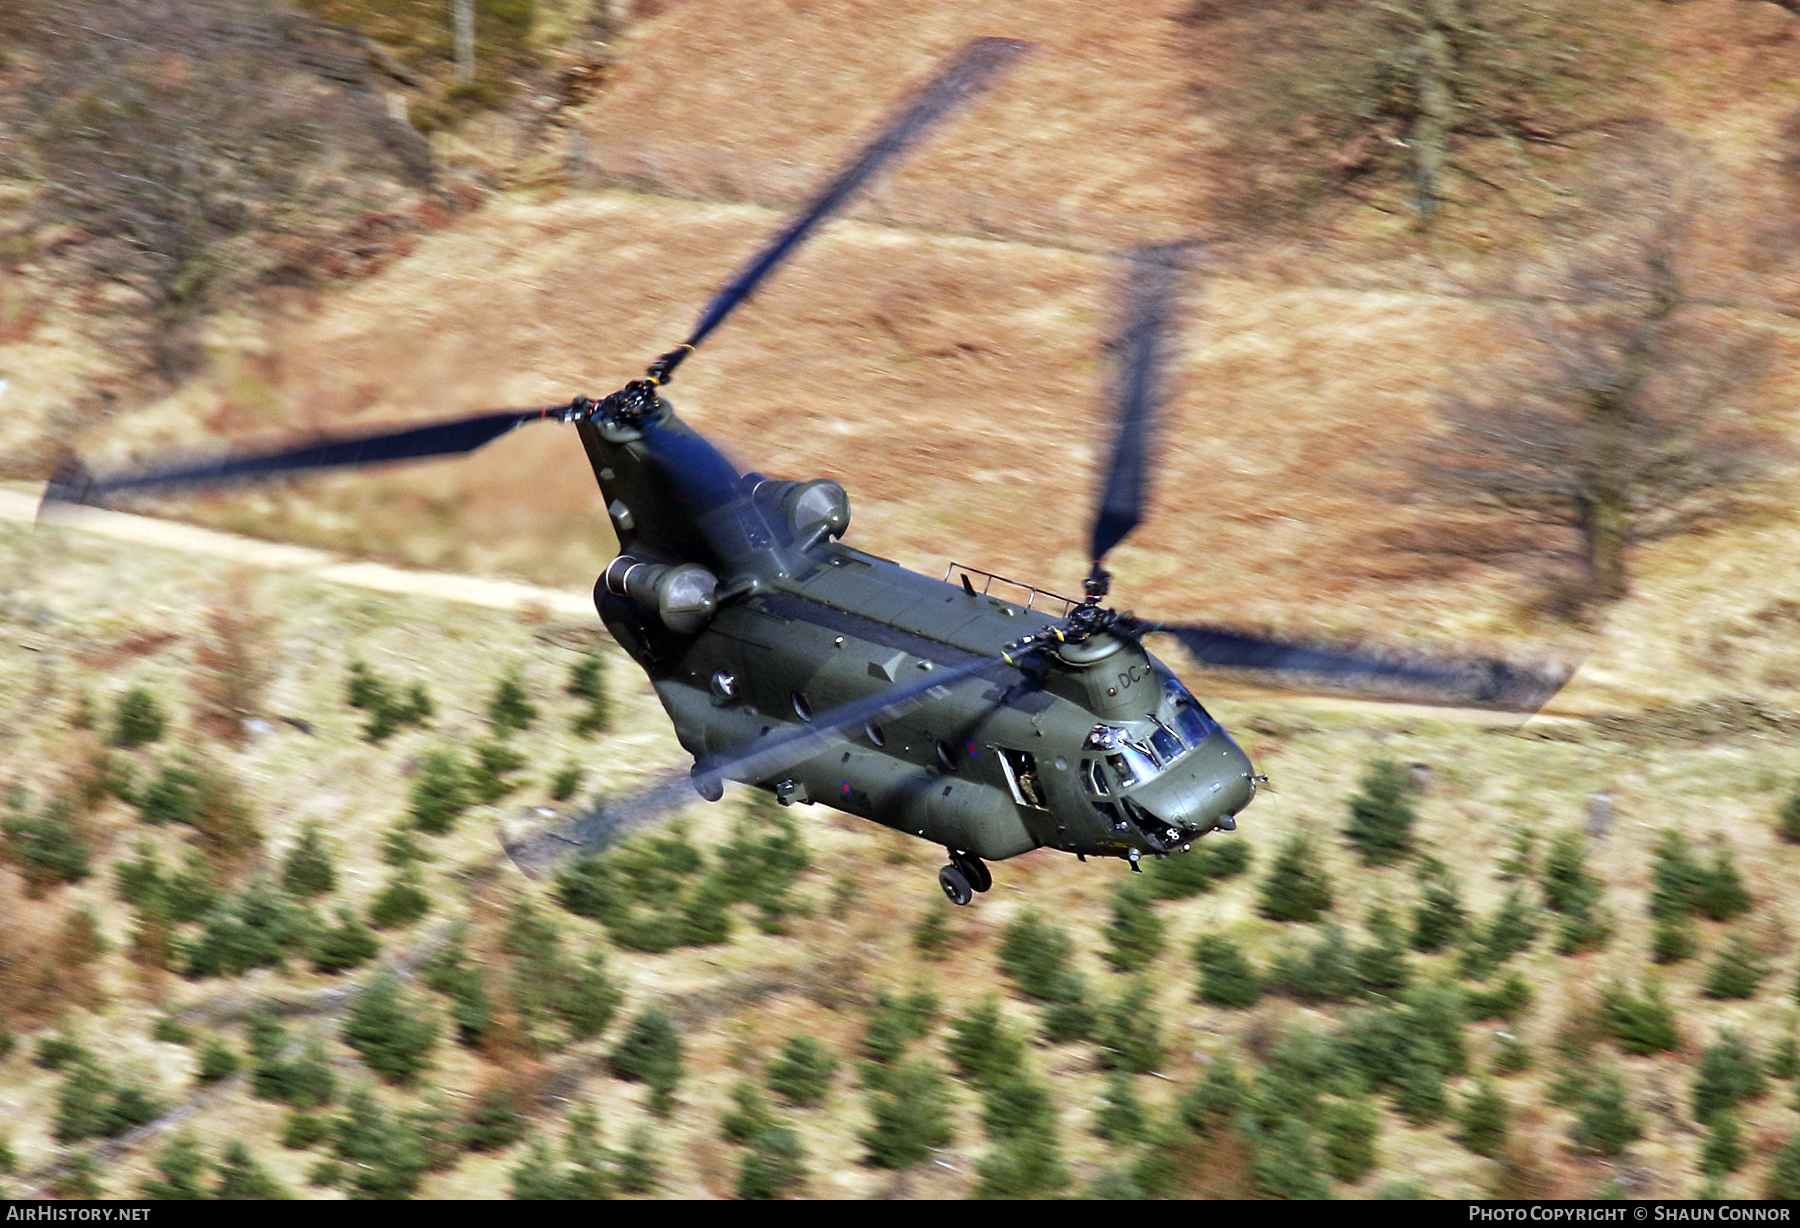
[6,0,1800,1202]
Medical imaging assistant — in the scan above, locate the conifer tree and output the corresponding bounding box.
[1598,978,1680,1055]
[1703,932,1769,1000]
[142,1134,211,1200]
[1094,1070,1148,1143]
[609,1008,684,1117]
[736,1124,807,1200]
[1098,979,1165,1074]
[944,999,1025,1089]
[1693,1032,1768,1127]
[569,652,613,737]
[343,974,439,1085]
[212,1141,289,1199]
[311,908,380,974]
[1178,1054,1246,1137]
[1258,831,1333,922]
[1412,860,1467,953]
[1458,1081,1510,1158]
[860,1059,955,1168]
[1101,875,1165,973]
[408,749,470,835]
[768,1035,839,1107]
[1781,784,1800,844]
[1570,1068,1642,1157]
[281,823,335,897]
[488,668,539,736]
[615,1124,661,1194]
[1194,934,1262,1008]
[1700,1111,1746,1176]
[1344,758,1418,865]
[111,687,167,749]
[1322,1094,1380,1182]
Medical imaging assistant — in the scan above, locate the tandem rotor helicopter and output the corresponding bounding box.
[42,37,1565,905]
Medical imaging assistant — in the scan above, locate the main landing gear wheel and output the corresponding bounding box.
[949,849,992,893]
[939,864,974,906]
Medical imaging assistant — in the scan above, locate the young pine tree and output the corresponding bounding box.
[1259,831,1334,924]
[1344,759,1418,865]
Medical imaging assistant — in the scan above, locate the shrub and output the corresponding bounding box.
[111,687,167,748]
[550,762,584,801]
[1259,832,1334,923]
[1344,758,1418,864]
[1700,1111,1746,1177]
[913,900,955,960]
[1093,1070,1147,1142]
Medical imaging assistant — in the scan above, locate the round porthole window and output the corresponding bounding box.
[792,692,813,722]
[865,721,885,747]
[936,740,956,771]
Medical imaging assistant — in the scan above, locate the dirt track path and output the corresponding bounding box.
[0,481,1592,726]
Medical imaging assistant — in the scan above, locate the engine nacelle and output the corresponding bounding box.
[602,555,719,635]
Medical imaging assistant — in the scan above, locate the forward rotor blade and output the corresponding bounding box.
[40,407,565,512]
[1090,244,1188,566]
[664,36,1030,376]
[1155,623,1569,713]
[503,653,1006,875]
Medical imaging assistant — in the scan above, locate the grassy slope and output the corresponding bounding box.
[6,0,1800,1201]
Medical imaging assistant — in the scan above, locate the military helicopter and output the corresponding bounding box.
[41,37,1565,904]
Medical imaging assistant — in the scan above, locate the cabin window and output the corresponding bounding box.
[792,691,813,722]
[1081,758,1110,797]
[935,740,957,772]
[998,748,1049,810]
[865,721,886,747]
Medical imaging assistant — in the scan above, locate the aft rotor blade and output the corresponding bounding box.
[1089,244,1188,566]
[1155,623,1569,713]
[39,407,566,512]
[662,36,1030,378]
[503,653,1006,875]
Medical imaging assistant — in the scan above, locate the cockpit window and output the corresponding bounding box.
[1166,679,1217,749]
[1149,724,1184,766]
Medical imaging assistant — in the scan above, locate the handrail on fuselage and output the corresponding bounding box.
[942,561,1078,619]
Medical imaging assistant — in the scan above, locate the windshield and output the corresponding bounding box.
[1082,680,1220,792]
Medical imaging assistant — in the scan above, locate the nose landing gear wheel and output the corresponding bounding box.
[939,864,974,906]
[949,849,992,893]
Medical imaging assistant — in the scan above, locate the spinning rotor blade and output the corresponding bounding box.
[39,406,568,512]
[1155,623,1569,713]
[651,36,1030,383]
[504,653,1007,875]
[1089,244,1187,570]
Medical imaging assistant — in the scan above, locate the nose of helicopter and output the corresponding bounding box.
[1126,726,1257,836]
